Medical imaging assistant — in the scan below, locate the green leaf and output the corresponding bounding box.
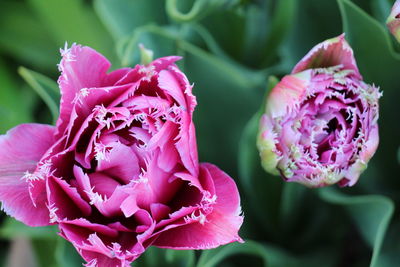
[199,0,296,69]
[18,67,60,124]
[337,0,400,192]
[133,247,194,267]
[197,8,246,62]
[196,241,281,267]
[374,220,400,267]
[117,25,179,67]
[0,218,81,267]
[94,0,168,41]
[0,2,58,71]
[318,188,394,267]
[0,59,32,133]
[31,238,58,267]
[166,0,239,23]
[237,76,283,236]
[260,0,297,67]
[28,0,116,62]
[0,245,7,267]
[283,0,342,69]
[397,147,400,164]
[338,0,400,83]
[55,237,84,267]
[165,250,195,267]
[0,217,57,240]
[182,41,264,176]
[196,240,339,267]
[279,182,307,232]
[370,0,393,25]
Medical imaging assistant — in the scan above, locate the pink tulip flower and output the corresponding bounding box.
[257,35,381,187]
[0,44,243,266]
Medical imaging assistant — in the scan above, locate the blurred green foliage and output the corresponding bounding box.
[0,0,400,266]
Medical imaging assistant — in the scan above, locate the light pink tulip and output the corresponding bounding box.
[257,35,381,187]
[0,44,243,266]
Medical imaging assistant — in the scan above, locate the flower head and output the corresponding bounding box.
[257,35,381,187]
[0,44,243,266]
[387,0,400,42]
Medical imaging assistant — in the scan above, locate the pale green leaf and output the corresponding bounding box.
[94,0,167,41]
[28,0,116,62]
[18,67,60,124]
[0,217,57,240]
[318,187,394,267]
[0,59,32,133]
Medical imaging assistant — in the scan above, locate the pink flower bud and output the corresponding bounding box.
[257,35,381,187]
[387,0,400,42]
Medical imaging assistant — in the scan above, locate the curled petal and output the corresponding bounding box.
[158,68,199,177]
[359,125,379,164]
[266,71,311,118]
[0,124,55,226]
[56,44,112,138]
[153,163,243,249]
[292,34,361,79]
[387,1,400,43]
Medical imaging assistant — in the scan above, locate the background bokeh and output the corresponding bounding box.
[0,0,399,266]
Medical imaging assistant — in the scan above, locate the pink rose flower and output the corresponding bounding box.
[257,35,381,187]
[0,44,243,266]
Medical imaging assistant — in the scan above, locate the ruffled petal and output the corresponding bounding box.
[387,1,400,42]
[0,124,55,226]
[153,163,243,249]
[56,44,112,138]
[292,34,361,78]
[266,71,311,118]
[151,56,181,72]
[158,68,199,177]
[96,142,140,184]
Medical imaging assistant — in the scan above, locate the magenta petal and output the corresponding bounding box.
[66,84,134,148]
[96,142,140,184]
[60,218,118,239]
[158,69,189,113]
[74,166,128,217]
[82,253,128,267]
[153,163,243,249]
[201,163,241,214]
[150,203,171,222]
[147,121,177,149]
[151,56,181,72]
[292,34,361,78]
[88,173,120,199]
[146,151,182,205]
[47,175,91,221]
[0,124,55,226]
[56,44,112,138]
[103,68,131,85]
[95,186,130,217]
[157,140,179,173]
[175,119,199,177]
[120,195,140,218]
[168,65,197,114]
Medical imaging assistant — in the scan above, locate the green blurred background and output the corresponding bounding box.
[0,0,399,266]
